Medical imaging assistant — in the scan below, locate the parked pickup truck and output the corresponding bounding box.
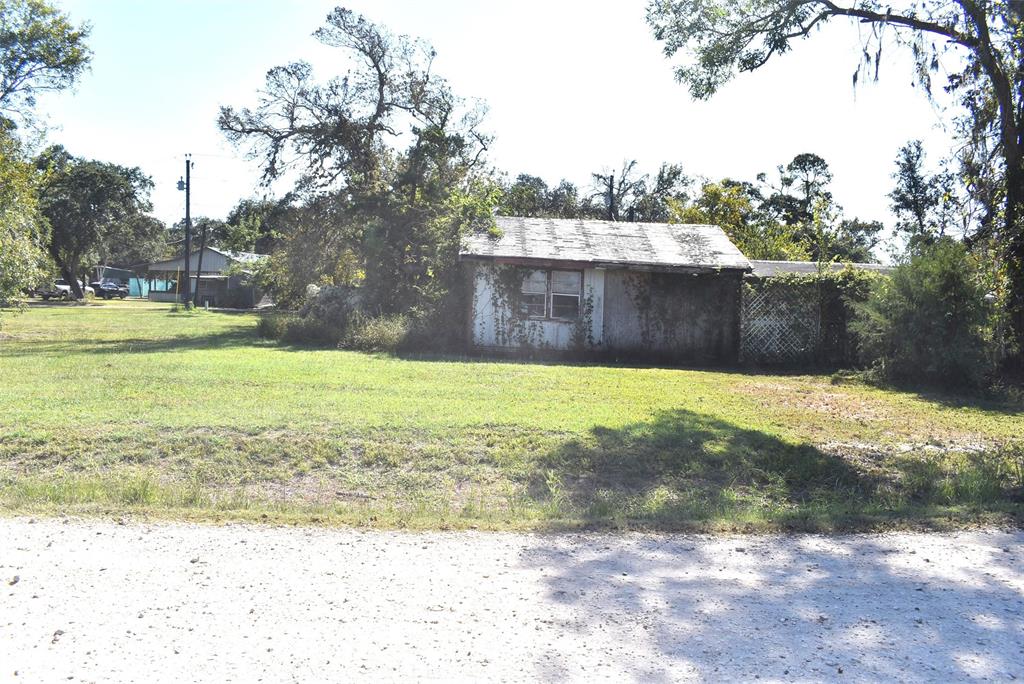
[36,279,95,300]
[89,281,129,300]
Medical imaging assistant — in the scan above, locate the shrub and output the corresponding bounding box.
[281,317,343,346]
[256,313,291,340]
[256,279,469,354]
[341,313,411,352]
[256,284,357,346]
[257,314,341,346]
[852,239,993,388]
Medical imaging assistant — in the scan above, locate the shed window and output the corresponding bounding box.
[518,268,583,320]
[550,270,582,320]
[520,270,548,318]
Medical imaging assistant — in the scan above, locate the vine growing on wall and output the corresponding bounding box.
[623,271,692,349]
[482,265,544,348]
[476,264,599,352]
[570,287,597,351]
[741,268,882,365]
[624,273,653,348]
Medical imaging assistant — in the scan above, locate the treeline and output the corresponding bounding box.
[496,152,886,263]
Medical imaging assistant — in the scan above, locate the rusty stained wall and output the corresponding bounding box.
[601,270,742,362]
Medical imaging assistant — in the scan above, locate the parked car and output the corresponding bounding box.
[36,279,72,301]
[36,279,94,300]
[89,280,129,300]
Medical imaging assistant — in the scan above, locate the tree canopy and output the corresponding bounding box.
[220,8,495,319]
[669,179,809,260]
[498,175,599,219]
[36,146,157,297]
[0,129,46,305]
[888,140,964,252]
[0,0,90,127]
[224,198,285,253]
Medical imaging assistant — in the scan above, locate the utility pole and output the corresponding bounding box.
[606,172,615,222]
[193,218,208,307]
[177,155,193,305]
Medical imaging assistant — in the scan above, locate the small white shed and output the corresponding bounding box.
[460,217,751,362]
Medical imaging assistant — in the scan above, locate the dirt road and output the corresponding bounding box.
[2,518,1021,682]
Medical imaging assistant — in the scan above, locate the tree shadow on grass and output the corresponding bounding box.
[398,350,1024,416]
[519,531,1024,680]
[531,408,884,532]
[530,408,1023,533]
[0,328,262,358]
[394,348,819,376]
[907,386,1024,418]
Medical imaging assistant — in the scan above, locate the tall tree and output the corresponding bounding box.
[99,214,167,268]
[0,0,90,127]
[591,160,689,222]
[591,160,646,221]
[499,174,552,217]
[220,7,493,315]
[889,140,942,244]
[0,0,90,309]
[888,140,964,252]
[0,129,46,306]
[36,146,154,298]
[498,175,601,219]
[225,198,285,253]
[832,217,884,262]
[170,216,229,250]
[548,180,595,219]
[647,0,1024,360]
[758,153,834,226]
[630,162,690,222]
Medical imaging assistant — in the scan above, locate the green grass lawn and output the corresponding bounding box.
[1,300,1022,530]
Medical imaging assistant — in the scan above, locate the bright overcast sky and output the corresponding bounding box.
[42,0,960,254]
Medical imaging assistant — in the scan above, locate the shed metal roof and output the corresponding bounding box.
[461,217,750,272]
[147,246,266,273]
[748,260,893,278]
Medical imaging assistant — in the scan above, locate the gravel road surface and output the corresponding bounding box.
[2,518,1022,682]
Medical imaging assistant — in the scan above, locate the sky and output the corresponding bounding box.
[40,0,963,255]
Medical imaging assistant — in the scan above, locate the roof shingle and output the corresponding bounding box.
[461,217,750,272]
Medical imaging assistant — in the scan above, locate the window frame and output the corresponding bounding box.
[519,269,549,319]
[518,268,584,321]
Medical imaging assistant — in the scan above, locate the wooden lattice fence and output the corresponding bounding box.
[740,282,821,364]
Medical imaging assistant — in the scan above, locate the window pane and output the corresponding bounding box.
[551,270,581,295]
[551,294,580,319]
[520,293,546,318]
[521,270,547,294]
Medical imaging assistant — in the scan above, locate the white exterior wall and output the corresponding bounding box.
[469,263,605,351]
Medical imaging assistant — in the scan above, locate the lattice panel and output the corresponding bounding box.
[741,285,821,363]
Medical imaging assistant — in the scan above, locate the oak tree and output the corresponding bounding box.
[219,8,494,315]
[36,146,155,298]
